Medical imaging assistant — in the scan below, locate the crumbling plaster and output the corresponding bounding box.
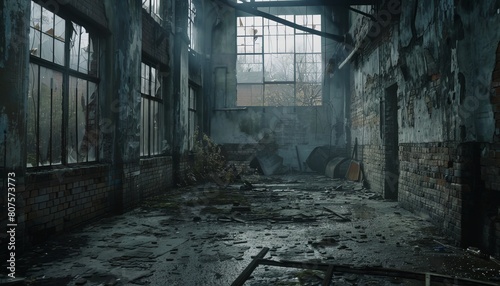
[0,0,30,170]
[350,0,500,145]
[102,0,143,163]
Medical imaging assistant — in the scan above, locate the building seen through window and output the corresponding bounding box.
[236,14,323,107]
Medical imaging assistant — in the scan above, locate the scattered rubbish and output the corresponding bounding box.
[75,277,87,285]
[467,247,490,260]
[233,255,500,286]
[239,181,253,190]
[325,157,350,179]
[250,152,287,175]
[233,240,248,244]
[217,216,233,223]
[346,160,361,181]
[323,207,351,221]
[306,146,332,173]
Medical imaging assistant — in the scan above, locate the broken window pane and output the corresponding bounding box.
[237,14,323,106]
[70,24,91,74]
[152,101,159,154]
[89,35,98,77]
[141,97,146,156]
[143,98,150,154]
[38,67,63,165]
[30,3,42,58]
[28,2,99,167]
[27,64,39,167]
[154,68,161,98]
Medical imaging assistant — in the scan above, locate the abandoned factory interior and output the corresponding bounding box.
[2,0,500,285]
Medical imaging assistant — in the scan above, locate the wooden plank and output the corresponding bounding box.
[345,160,360,181]
[231,247,269,286]
[322,264,335,286]
[323,207,351,222]
[257,259,498,285]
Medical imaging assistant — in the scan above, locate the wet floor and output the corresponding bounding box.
[8,173,500,285]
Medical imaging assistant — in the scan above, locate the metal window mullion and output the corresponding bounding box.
[95,86,99,162]
[75,82,79,161]
[85,80,89,162]
[62,19,71,165]
[148,99,151,156]
[261,18,265,106]
[76,26,82,73]
[49,78,53,165]
[293,16,297,106]
[51,13,55,63]
[36,65,41,167]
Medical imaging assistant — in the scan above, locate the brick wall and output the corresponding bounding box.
[140,156,173,198]
[22,156,174,245]
[24,165,114,243]
[358,144,385,194]
[398,142,483,246]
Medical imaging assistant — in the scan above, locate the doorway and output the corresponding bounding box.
[382,84,399,200]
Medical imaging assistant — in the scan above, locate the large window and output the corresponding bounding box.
[188,0,197,50]
[27,1,99,167]
[140,62,164,156]
[236,15,323,106]
[142,0,162,23]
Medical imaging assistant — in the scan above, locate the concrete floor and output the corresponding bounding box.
[9,173,500,285]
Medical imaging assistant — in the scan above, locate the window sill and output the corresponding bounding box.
[214,107,248,111]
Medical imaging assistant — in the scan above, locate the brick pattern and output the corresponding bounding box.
[357,144,385,194]
[24,165,113,243]
[398,142,476,242]
[139,157,173,198]
[22,156,174,244]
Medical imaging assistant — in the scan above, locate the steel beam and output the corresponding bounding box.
[215,0,348,42]
[237,0,380,7]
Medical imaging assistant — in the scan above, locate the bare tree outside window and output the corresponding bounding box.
[236,14,323,107]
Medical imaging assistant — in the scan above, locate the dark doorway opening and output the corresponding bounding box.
[383,84,399,200]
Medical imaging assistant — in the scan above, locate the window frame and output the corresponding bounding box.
[142,0,162,23]
[27,1,100,168]
[236,13,323,107]
[187,84,198,151]
[188,0,197,50]
[140,61,164,157]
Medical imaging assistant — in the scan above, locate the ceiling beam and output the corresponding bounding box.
[215,0,348,43]
[237,0,381,8]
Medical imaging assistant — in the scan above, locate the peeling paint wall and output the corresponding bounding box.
[0,0,176,249]
[0,0,30,170]
[103,0,142,164]
[348,0,500,247]
[0,0,31,251]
